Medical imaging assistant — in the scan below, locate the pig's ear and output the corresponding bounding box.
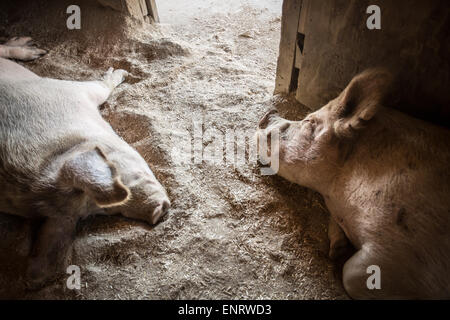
[333,69,392,138]
[60,147,130,207]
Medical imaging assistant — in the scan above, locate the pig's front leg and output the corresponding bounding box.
[0,37,47,61]
[328,216,351,260]
[81,68,128,106]
[26,216,78,288]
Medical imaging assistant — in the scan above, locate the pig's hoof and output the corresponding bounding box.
[9,46,47,61]
[329,238,351,260]
[4,37,47,61]
[25,278,47,291]
[25,266,50,290]
[5,36,33,47]
[103,67,128,88]
[25,259,58,290]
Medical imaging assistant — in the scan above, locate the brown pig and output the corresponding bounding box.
[0,38,170,287]
[257,69,450,299]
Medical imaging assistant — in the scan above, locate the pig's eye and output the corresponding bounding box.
[306,119,317,129]
[305,118,316,125]
[307,119,323,139]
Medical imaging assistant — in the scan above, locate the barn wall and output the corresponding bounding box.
[276,0,450,127]
[0,0,158,25]
[0,0,160,62]
[0,0,158,42]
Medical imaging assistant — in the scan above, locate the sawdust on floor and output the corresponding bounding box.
[0,0,348,299]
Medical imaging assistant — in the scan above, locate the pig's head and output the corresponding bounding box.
[256,69,392,190]
[103,146,171,225]
[58,144,170,225]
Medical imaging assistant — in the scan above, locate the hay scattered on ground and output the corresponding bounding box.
[0,0,347,299]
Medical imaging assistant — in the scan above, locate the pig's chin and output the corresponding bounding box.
[276,148,311,185]
[274,163,310,188]
[116,204,169,226]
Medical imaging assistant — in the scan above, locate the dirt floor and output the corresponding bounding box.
[0,0,348,299]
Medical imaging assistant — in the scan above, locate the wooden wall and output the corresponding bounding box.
[0,0,160,59]
[98,0,159,22]
[0,0,159,25]
[275,0,450,127]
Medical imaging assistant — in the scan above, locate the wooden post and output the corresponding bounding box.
[274,0,302,94]
[145,0,160,23]
[295,0,309,70]
[117,0,159,23]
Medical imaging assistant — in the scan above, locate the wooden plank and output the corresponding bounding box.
[294,0,309,73]
[274,0,302,94]
[294,33,304,69]
[297,0,309,34]
[145,0,160,23]
[139,0,148,16]
[123,0,142,19]
[294,0,450,124]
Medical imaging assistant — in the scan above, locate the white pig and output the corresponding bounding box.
[0,37,170,286]
[257,69,450,299]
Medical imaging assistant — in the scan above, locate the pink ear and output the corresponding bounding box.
[60,147,130,207]
[334,69,392,138]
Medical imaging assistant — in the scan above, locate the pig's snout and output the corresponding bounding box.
[258,109,290,140]
[258,109,279,129]
[150,198,171,225]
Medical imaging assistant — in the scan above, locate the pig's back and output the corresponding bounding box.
[349,108,450,236]
[340,108,450,296]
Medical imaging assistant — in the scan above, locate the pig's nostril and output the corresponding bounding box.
[162,200,170,214]
[258,117,269,130]
[279,122,290,133]
[150,200,170,225]
[258,109,279,129]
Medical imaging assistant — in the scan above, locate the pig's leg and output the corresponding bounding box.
[328,216,351,260]
[342,245,384,299]
[26,216,78,288]
[78,68,128,106]
[5,36,33,46]
[342,244,414,299]
[0,37,47,61]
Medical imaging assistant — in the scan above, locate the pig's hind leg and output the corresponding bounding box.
[0,37,47,61]
[342,243,416,299]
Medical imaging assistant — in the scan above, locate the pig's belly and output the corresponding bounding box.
[1,79,114,172]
